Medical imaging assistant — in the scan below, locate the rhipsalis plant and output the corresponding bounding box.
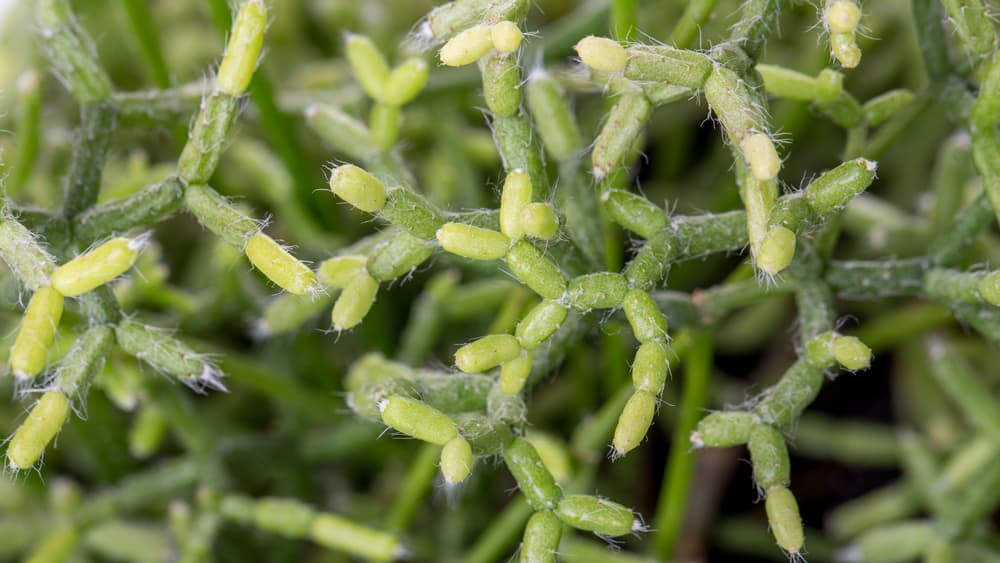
[1,0,1000,561]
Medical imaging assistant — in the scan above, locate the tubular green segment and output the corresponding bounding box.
[380,188,445,239]
[115,320,220,385]
[756,64,818,101]
[482,52,522,117]
[500,350,533,394]
[525,71,582,161]
[830,32,861,68]
[612,389,656,455]
[10,287,64,379]
[440,25,494,67]
[306,104,376,161]
[50,237,143,297]
[7,391,71,469]
[346,34,391,101]
[456,412,514,455]
[624,46,713,88]
[184,184,259,247]
[516,300,568,350]
[500,169,532,239]
[704,66,762,145]
[566,272,628,310]
[940,0,996,57]
[832,335,871,371]
[488,384,528,426]
[503,437,562,511]
[244,233,318,295]
[863,89,916,127]
[519,203,558,241]
[624,231,673,290]
[437,223,510,261]
[630,341,669,395]
[348,379,420,421]
[491,21,523,52]
[692,411,755,448]
[972,52,1000,128]
[367,232,434,281]
[803,158,878,213]
[0,218,58,290]
[765,486,804,554]
[384,58,428,107]
[318,255,367,288]
[505,240,567,299]
[328,164,388,214]
[748,424,790,490]
[54,324,113,397]
[310,513,402,560]
[756,226,796,275]
[252,497,316,538]
[380,396,458,445]
[492,114,547,192]
[73,178,185,244]
[575,36,628,72]
[441,436,474,484]
[427,0,492,39]
[216,0,267,96]
[845,521,935,563]
[455,334,521,373]
[602,189,668,239]
[554,494,636,537]
[370,103,402,150]
[178,92,238,184]
[36,0,112,103]
[524,431,572,484]
[592,91,652,179]
[623,289,668,343]
[753,359,827,427]
[331,273,379,330]
[520,510,561,563]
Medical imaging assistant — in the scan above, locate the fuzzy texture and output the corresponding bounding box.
[5,0,1000,561]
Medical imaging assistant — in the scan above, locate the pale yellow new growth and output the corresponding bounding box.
[441,436,473,484]
[741,133,782,181]
[757,227,796,276]
[216,0,267,96]
[491,21,523,53]
[9,286,64,379]
[331,273,378,330]
[520,203,559,240]
[499,169,532,239]
[765,485,804,554]
[436,223,510,261]
[826,0,861,33]
[244,233,318,295]
[612,390,656,456]
[318,255,367,288]
[439,25,494,67]
[50,237,142,297]
[7,390,70,469]
[575,36,627,73]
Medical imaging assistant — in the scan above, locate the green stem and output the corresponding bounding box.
[652,329,712,559]
[204,0,322,222]
[119,0,172,88]
[610,0,638,41]
[62,101,118,219]
[383,443,441,535]
[670,0,719,49]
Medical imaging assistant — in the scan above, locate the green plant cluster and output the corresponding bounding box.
[1,0,1000,561]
